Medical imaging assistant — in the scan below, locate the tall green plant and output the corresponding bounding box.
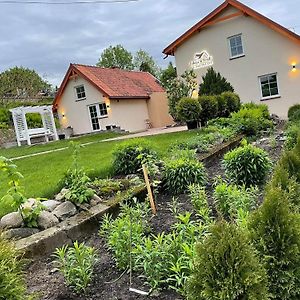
[186,221,269,300]
[249,187,300,300]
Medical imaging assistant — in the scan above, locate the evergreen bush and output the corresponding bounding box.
[199,67,234,95]
[198,95,218,125]
[221,91,241,115]
[186,221,269,300]
[288,104,300,121]
[112,139,157,175]
[249,187,300,300]
[223,142,272,187]
[176,97,202,123]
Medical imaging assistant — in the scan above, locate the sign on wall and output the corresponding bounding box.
[190,50,214,69]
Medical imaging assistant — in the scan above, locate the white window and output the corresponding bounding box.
[228,34,244,58]
[259,73,280,99]
[75,85,86,101]
[88,103,108,131]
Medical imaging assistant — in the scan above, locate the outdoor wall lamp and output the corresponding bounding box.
[292,64,297,72]
[62,113,66,118]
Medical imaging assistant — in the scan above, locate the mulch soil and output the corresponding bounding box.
[26,129,285,300]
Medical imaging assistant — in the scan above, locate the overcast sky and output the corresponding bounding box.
[0,0,299,86]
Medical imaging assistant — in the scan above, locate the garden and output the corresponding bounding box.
[2,94,300,299]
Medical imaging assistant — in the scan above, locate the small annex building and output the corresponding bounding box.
[163,0,300,118]
[53,64,173,134]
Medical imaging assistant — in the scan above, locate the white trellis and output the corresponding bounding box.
[9,106,58,147]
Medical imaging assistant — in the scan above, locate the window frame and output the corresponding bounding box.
[75,85,86,101]
[258,73,281,101]
[228,33,245,59]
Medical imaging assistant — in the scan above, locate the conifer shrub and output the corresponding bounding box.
[223,142,272,187]
[112,139,157,175]
[162,157,207,194]
[199,67,234,95]
[0,235,28,300]
[284,123,300,150]
[288,104,300,121]
[249,187,300,300]
[198,95,218,125]
[186,221,269,300]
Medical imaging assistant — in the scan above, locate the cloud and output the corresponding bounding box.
[0,0,298,86]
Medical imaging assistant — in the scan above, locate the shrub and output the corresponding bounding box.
[186,221,269,300]
[221,91,241,115]
[176,97,202,123]
[112,139,157,175]
[0,235,27,300]
[213,180,257,219]
[284,123,300,150]
[54,241,98,293]
[223,142,272,187]
[249,187,300,300]
[162,158,207,194]
[231,105,273,136]
[100,200,150,269]
[288,104,300,121]
[278,149,300,182]
[199,67,234,95]
[25,113,43,129]
[198,95,218,125]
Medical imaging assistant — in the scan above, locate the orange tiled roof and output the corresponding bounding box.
[53,64,164,108]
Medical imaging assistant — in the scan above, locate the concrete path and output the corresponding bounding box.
[10,126,187,161]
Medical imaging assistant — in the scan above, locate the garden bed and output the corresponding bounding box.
[25,130,285,300]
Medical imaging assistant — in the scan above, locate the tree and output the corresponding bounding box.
[97,45,134,70]
[0,66,51,99]
[166,69,197,120]
[133,49,160,77]
[187,221,268,300]
[249,187,300,300]
[159,62,177,89]
[199,67,234,95]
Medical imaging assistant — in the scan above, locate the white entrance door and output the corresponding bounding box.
[88,104,101,131]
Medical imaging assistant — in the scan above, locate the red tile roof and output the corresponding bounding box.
[53,64,164,108]
[163,0,300,56]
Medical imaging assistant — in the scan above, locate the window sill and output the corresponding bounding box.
[75,98,86,102]
[230,54,245,60]
[98,116,108,119]
[260,95,281,101]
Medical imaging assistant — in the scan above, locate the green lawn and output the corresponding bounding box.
[0,129,200,217]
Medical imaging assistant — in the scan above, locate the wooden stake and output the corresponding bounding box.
[142,164,157,215]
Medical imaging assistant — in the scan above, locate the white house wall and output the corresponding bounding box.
[174,7,300,118]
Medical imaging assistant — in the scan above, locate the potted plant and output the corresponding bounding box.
[176,97,202,129]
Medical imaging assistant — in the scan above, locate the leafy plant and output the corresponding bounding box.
[249,187,300,300]
[213,179,258,219]
[62,143,94,204]
[288,104,300,121]
[162,157,207,194]
[186,221,269,300]
[22,201,45,228]
[0,234,29,300]
[54,241,98,293]
[176,97,202,123]
[199,67,234,95]
[198,95,218,125]
[223,141,272,187]
[112,139,157,175]
[100,199,150,269]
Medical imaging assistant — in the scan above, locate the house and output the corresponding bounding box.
[53,64,173,134]
[163,0,300,118]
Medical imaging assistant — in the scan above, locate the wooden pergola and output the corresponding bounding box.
[9,106,58,147]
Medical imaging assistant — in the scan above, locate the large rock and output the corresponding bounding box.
[42,200,61,212]
[37,211,59,230]
[53,201,77,221]
[0,212,24,229]
[4,228,39,240]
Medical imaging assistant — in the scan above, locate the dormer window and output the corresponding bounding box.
[75,85,86,101]
[228,34,244,59]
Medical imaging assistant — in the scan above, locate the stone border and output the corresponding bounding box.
[14,136,243,259]
[15,186,146,258]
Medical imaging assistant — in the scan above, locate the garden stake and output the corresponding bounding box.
[129,208,149,296]
[142,164,157,215]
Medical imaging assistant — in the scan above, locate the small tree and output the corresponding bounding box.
[166,69,197,120]
[199,67,234,95]
[133,49,160,77]
[186,221,269,300]
[176,97,202,127]
[159,62,177,89]
[97,44,134,70]
[249,187,300,300]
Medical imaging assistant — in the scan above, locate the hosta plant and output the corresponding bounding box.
[54,241,98,293]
